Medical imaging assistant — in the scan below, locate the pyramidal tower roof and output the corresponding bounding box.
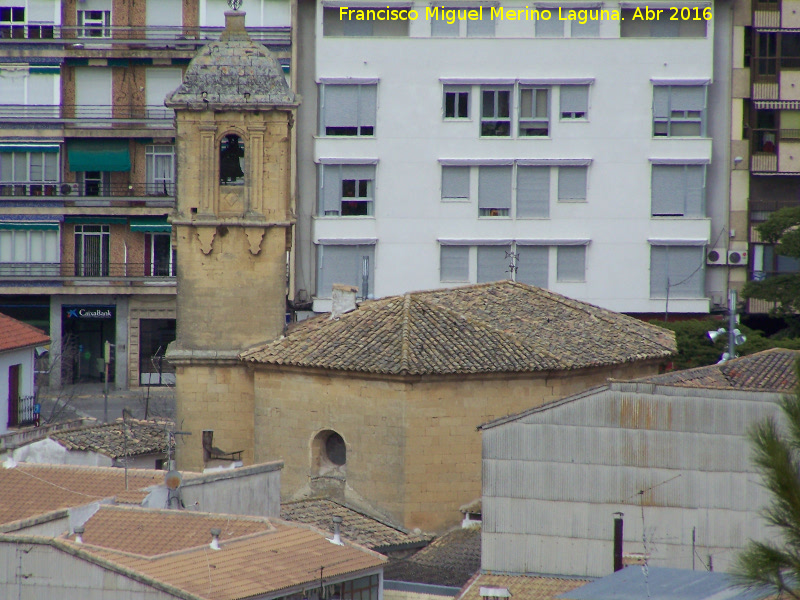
[165,10,298,110]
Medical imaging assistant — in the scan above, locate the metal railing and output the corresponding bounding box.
[0,261,176,279]
[0,24,291,45]
[16,395,37,427]
[750,198,800,213]
[0,181,175,199]
[0,104,174,121]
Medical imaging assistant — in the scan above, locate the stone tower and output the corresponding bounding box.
[165,10,298,472]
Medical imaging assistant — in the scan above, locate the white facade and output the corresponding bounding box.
[0,346,37,436]
[296,0,729,314]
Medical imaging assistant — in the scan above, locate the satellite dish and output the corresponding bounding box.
[165,470,183,490]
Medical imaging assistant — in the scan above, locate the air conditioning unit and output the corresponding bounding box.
[728,249,748,266]
[60,183,79,196]
[706,248,727,266]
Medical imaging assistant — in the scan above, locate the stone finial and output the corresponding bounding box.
[220,11,249,41]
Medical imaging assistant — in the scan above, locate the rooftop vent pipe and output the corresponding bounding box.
[210,528,221,551]
[329,516,344,546]
[74,525,84,545]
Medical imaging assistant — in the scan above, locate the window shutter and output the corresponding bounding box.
[560,85,588,114]
[0,154,11,182]
[318,245,374,297]
[516,245,548,287]
[440,245,469,281]
[671,86,706,111]
[653,86,669,118]
[557,166,587,201]
[536,17,564,37]
[571,18,600,36]
[75,67,112,118]
[432,19,459,36]
[516,166,550,217]
[557,246,586,281]
[44,153,58,181]
[651,165,685,216]
[467,17,495,36]
[685,165,705,217]
[44,230,58,262]
[477,245,510,283]
[650,246,703,298]
[358,85,377,129]
[478,166,512,209]
[321,165,342,214]
[324,85,359,128]
[28,73,58,105]
[146,68,183,112]
[442,166,470,199]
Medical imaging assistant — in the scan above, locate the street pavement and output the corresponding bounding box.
[38,382,175,425]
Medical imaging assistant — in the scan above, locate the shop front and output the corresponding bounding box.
[62,304,115,384]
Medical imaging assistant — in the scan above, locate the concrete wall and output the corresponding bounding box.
[181,461,282,517]
[252,360,661,532]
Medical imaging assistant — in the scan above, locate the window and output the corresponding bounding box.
[0,152,59,196]
[430,7,494,37]
[321,84,377,136]
[145,233,175,276]
[340,575,380,600]
[0,6,24,39]
[0,227,59,276]
[477,245,512,282]
[220,134,244,185]
[444,86,470,119]
[77,10,111,38]
[478,166,512,216]
[560,85,589,119]
[620,8,706,38]
[570,12,600,37]
[536,15,563,37]
[481,88,511,136]
[516,245,549,287]
[557,246,586,281]
[440,245,469,282]
[516,166,550,218]
[441,166,470,200]
[519,88,549,136]
[320,164,375,216]
[653,85,707,137]
[138,318,176,386]
[317,244,375,299]
[322,7,409,36]
[650,245,704,298]
[77,171,110,196]
[146,145,175,196]
[431,14,459,36]
[558,166,587,202]
[466,14,494,36]
[74,224,110,277]
[651,164,705,217]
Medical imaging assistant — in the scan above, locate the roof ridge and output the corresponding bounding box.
[414,293,572,370]
[400,294,412,374]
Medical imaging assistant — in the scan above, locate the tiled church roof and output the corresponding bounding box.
[241,281,677,375]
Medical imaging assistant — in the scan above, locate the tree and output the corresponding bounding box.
[742,206,800,316]
[733,359,800,599]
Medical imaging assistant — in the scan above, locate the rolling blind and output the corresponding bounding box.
[440,245,469,281]
[650,245,704,298]
[318,244,375,297]
[557,246,586,282]
[477,245,510,283]
[516,245,549,287]
[324,85,359,128]
[75,67,112,118]
[516,166,550,217]
[478,166,512,209]
[560,85,589,114]
[442,166,470,199]
[557,166,587,201]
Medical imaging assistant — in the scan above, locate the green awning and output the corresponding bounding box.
[130,217,171,232]
[67,139,131,172]
[64,216,128,224]
[0,222,59,230]
[0,144,60,153]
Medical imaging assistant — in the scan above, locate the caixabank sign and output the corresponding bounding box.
[64,305,115,319]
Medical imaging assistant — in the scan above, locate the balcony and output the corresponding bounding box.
[7,394,37,427]
[0,24,291,48]
[0,182,175,208]
[0,104,175,127]
[749,128,800,173]
[0,261,176,284]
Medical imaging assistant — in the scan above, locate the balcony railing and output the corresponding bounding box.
[0,261,176,280]
[0,181,175,206]
[0,104,174,123]
[8,395,37,428]
[0,24,291,46]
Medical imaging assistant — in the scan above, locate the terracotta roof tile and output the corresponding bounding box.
[0,463,166,528]
[457,573,590,600]
[638,348,800,392]
[64,507,385,600]
[241,282,676,375]
[281,498,432,551]
[51,419,174,459]
[0,312,49,353]
[384,527,481,587]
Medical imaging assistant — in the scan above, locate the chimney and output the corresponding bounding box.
[330,284,358,320]
[74,525,84,545]
[210,528,221,550]
[329,516,344,546]
[613,512,624,572]
[220,10,249,41]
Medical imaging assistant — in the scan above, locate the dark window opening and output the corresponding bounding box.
[220,134,245,185]
[325,432,347,466]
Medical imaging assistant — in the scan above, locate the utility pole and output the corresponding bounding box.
[727,289,737,362]
[103,340,114,423]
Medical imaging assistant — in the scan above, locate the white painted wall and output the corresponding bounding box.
[0,346,36,436]
[300,0,722,314]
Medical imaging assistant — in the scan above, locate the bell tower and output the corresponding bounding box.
[165,7,298,472]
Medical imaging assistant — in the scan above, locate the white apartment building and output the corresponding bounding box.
[294,0,733,315]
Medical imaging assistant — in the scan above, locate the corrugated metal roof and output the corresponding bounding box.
[558,567,769,600]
